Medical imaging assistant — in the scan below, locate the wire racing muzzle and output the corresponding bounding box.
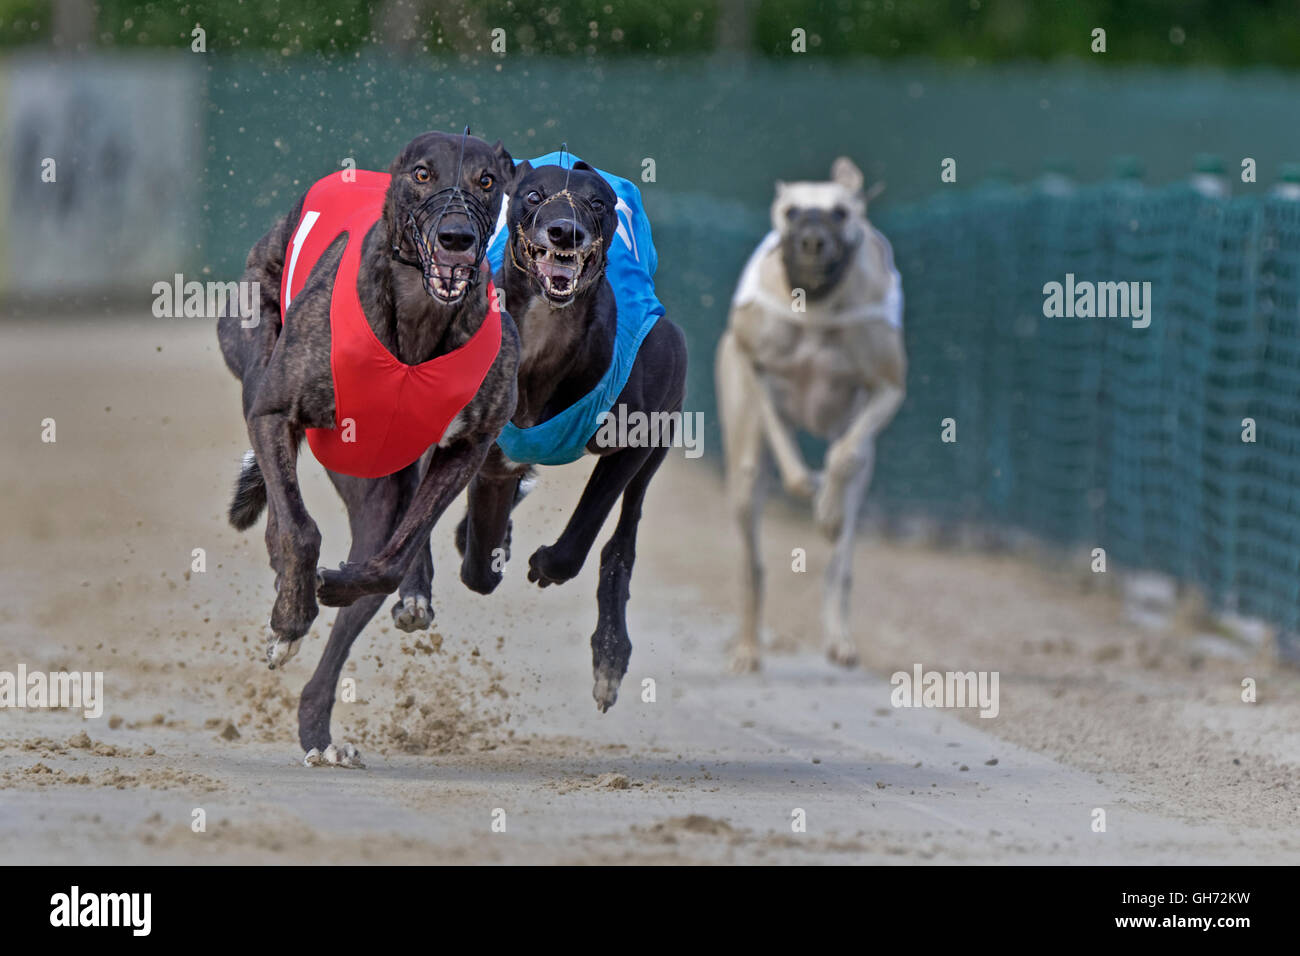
[392,184,494,303]
[509,188,606,306]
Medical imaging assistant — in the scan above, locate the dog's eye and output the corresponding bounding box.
[525,190,542,205]
[590,198,605,212]
[478,173,494,190]
[413,167,430,183]
[831,206,847,222]
[784,207,799,221]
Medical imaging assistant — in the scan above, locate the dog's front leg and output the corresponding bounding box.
[815,381,903,539]
[815,377,903,669]
[820,440,875,668]
[316,435,494,606]
[732,340,820,499]
[247,411,321,667]
[588,445,669,712]
[460,472,519,595]
[527,444,656,588]
[391,542,434,632]
[390,462,434,633]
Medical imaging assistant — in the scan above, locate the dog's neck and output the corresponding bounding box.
[502,247,614,428]
[355,220,489,364]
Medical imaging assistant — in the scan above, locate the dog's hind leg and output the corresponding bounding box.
[717,329,771,673]
[590,444,668,712]
[822,441,875,668]
[297,471,409,763]
[460,473,521,595]
[455,464,532,563]
[249,413,322,668]
[727,447,772,674]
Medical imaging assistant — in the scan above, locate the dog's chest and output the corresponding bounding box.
[517,298,567,372]
[755,321,865,436]
[514,296,592,426]
[755,320,857,382]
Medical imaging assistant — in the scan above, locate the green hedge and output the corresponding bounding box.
[9,1,1300,68]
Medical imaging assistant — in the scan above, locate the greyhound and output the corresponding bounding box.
[216,130,520,764]
[455,155,687,712]
[716,157,905,673]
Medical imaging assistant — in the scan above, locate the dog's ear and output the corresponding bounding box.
[386,148,406,178]
[774,179,787,198]
[592,175,619,250]
[831,157,864,195]
[573,160,595,172]
[382,152,406,241]
[508,159,533,195]
[490,140,517,183]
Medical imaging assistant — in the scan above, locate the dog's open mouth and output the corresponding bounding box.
[412,230,476,303]
[519,237,591,302]
[425,263,472,303]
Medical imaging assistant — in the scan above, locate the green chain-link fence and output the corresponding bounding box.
[861,178,1300,640]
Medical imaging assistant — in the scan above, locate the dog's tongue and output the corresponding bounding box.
[535,258,579,294]
[536,259,577,281]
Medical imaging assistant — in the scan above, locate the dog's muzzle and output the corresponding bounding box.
[782,224,858,300]
[510,191,603,306]
[394,186,493,304]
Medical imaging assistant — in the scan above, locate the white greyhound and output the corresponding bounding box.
[716,157,906,672]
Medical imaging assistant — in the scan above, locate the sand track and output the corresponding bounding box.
[0,318,1296,864]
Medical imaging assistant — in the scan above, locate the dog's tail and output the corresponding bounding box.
[228,450,268,531]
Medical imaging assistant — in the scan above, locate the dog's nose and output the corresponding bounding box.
[546,218,585,249]
[436,224,477,253]
[800,234,826,256]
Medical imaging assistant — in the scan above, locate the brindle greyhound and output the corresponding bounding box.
[455,159,687,712]
[217,131,520,765]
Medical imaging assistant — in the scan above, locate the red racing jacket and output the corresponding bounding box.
[279,170,502,479]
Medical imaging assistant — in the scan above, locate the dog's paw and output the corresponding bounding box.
[460,560,503,595]
[303,742,365,769]
[269,586,318,641]
[826,637,860,669]
[266,632,302,670]
[456,515,513,563]
[454,514,469,558]
[785,468,823,500]
[527,544,579,588]
[316,562,390,607]
[727,642,762,674]
[814,485,845,540]
[592,671,621,713]
[391,594,433,632]
[316,565,352,606]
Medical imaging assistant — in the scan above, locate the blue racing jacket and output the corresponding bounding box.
[486,152,665,466]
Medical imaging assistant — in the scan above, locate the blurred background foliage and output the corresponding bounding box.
[3,0,1300,67]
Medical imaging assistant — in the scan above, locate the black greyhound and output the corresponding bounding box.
[217,131,520,765]
[456,160,688,712]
